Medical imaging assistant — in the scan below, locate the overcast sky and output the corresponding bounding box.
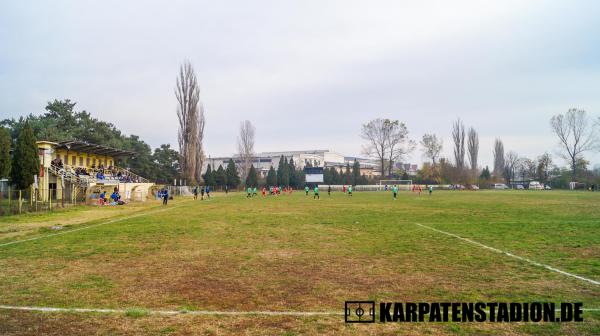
[1,0,599,168]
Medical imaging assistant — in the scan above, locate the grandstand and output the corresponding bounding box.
[37,141,154,203]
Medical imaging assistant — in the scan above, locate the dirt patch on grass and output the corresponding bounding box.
[0,310,598,336]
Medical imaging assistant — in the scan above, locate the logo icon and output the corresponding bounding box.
[345,301,375,323]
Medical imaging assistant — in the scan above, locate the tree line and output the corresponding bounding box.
[202,155,308,189]
[371,108,599,188]
[0,99,180,185]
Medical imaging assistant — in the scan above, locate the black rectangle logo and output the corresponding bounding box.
[345,301,375,323]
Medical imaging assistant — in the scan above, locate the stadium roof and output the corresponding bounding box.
[55,140,136,157]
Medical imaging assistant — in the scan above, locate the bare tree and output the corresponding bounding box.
[452,119,466,170]
[420,134,443,166]
[194,103,206,183]
[536,153,553,183]
[550,108,598,180]
[504,151,519,185]
[518,157,537,181]
[493,139,505,177]
[361,119,393,176]
[175,61,200,183]
[467,127,479,172]
[386,122,415,176]
[361,118,413,176]
[237,120,255,182]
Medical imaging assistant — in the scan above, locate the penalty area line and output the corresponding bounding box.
[0,305,339,316]
[0,201,192,249]
[414,222,600,286]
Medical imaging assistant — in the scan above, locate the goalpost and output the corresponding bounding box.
[378,179,413,191]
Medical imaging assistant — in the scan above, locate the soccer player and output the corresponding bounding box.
[392,185,398,200]
[253,187,257,197]
[342,185,346,193]
[162,189,169,205]
[348,185,353,196]
[418,186,422,196]
[205,185,211,199]
[313,185,320,199]
[200,186,205,200]
[269,186,273,195]
[305,185,309,196]
[193,186,198,200]
[262,186,267,197]
[328,185,331,196]
[247,186,252,198]
[429,185,433,196]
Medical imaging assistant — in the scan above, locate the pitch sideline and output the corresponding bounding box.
[0,200,195,248]
[0,304,598,317]
[414,222,600,286]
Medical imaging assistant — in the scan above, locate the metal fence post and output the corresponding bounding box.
[18,190,22,214]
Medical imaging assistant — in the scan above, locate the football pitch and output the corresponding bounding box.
[0,190,599,335]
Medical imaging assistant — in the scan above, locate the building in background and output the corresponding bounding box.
[203,150,381,178]
[395,162,419,176]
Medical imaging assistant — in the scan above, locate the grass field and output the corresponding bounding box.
[0,190,599,335]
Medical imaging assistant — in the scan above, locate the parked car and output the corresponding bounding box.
[469,185,480,190]
[544,185,552,190]
[516,184,525,190]
[529,181,543,190]
[493,183,509,189]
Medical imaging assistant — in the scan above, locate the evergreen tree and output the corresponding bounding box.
[11,123,40,189]
[352,160,361,185]
[0,127,11,178]
[480,166,491,180]
[152,144,179,184]
[344,163,352,185]
[281,157,290,186]
[2,99,156,180]
[323,167,332,184]
[331,167,341,184]
[276,155,290,186]
[266,166,277,186]
[297,168,305,187]
[225,159,241,189]
[215,164,227,189]
[203,164,216,187]
[246,165,258,187]
[288,157,297,187]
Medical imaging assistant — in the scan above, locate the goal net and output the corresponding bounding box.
[378,180,413,191]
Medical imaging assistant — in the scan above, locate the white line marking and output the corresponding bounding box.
[0,202,191,248]
[414,222,600,286]
[0,305,598,316]
[0,305,339,316]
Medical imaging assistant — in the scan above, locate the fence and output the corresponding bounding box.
[0,187,87,216]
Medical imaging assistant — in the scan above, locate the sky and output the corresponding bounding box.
[1,0,599,168]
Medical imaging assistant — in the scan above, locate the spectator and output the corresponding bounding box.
[99,191,107,206]
[110,190,120,203]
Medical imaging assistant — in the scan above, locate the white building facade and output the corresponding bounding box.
[202,150,380,178]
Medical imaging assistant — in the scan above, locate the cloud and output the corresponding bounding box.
[1,0,599,167]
